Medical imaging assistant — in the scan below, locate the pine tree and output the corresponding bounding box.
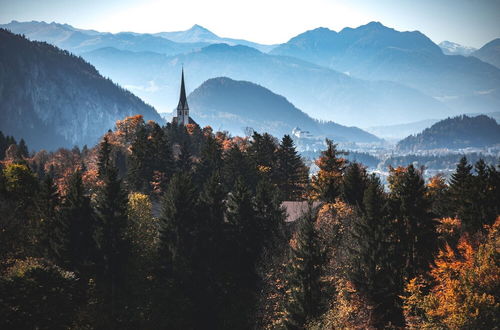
[311,139,347,202]
[283,206,324,329]
[18,138,29,158]
[469,159,499,231]
[157,173,199,327]
[97,135,112,179]
[276,135,308,200]
[57,169,95,274]
[225,178,260,326]
[222,144,257,192]
[195,172,227,327]
[389,165,436,280]
[342,162,368,207]
[194,133,223,187]
[127,126,152,192]
[150,123,175,178]
[94,144,129,325]
[348,175,403,327]
[248,132,278,181]
[448,156,474,230]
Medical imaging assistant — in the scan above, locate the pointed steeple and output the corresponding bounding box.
[177,67,189,110]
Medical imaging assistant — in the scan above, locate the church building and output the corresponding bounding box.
[173,68,196,126]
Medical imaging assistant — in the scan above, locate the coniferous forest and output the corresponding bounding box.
[0,116,499,329]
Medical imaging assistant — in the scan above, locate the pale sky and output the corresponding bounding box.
[0,0,499,47]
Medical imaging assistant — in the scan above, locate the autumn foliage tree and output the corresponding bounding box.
[403,218,500,328]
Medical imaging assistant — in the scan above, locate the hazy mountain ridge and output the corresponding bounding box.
[271,22,500,115]
[396,115,500,152]
[472,38,500,69]
[0,20,209,55]
[0,29,161,150]
[187,77,380,142]
[80,43,450,127]
[154,24,276,53]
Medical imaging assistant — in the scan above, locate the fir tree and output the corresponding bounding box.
[276,135,308,200]
[342,162,368,207]
[57,169,95,274]
[222,144,257,192]
[283,206,324,329]
[127,126,151,192]
[94,146,129,325]
[311,139,347,202]
[194,133,223,187]
[448,156,474,230]
[18,138,29,158]
[248,132,278,181]
[389,165,436,280]
[97,135,112,179]
[348,175,403,327]
[157,173,199,328]
[225,178,260,326]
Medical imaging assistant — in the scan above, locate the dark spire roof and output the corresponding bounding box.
[177,67,189,110]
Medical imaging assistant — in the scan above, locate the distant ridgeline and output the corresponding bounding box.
[397,115,500,152]
[0,29,161,151]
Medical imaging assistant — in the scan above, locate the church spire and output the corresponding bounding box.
[176,67,190,126]
[177,67,189,111]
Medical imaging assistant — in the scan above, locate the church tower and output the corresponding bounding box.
[176,68,190,126]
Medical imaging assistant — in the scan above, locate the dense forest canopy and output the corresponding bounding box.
[0,117,499,328]
[0,29,161,150]
[397,114,500,152]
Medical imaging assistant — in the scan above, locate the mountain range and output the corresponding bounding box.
[80,43,451,127]
[270,22,500,117]
[154,24,276,53]
[186,77,379,142]
[2,20,500,148]
[0,20,467,127]
[0,29,161,150]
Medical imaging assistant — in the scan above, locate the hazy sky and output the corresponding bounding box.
[0,0,499,47]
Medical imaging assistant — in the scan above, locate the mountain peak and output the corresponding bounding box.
[190,24,210,31]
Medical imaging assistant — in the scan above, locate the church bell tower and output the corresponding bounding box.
[176,68,189,126]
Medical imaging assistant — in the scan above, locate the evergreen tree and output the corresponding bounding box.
[389,165,436,280]
[57,169,95,274]
[94,145,130,326]
[225,178,260,327]
[348,175,403,327]
[276,135,308,200]
[18,138,29,158]
[177,139,193,174]
[97,135,112,179]
[248,132,278,181]
[127,127,152,192]
[196,172,227,327]
[311,139,347,202]
[194,133,223,187]
[469,159,499,231]
[283,206,324,329]
[448,156,474,230]
[222,144,257,192]
[342,162,368,207]
[150,123,175,177]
